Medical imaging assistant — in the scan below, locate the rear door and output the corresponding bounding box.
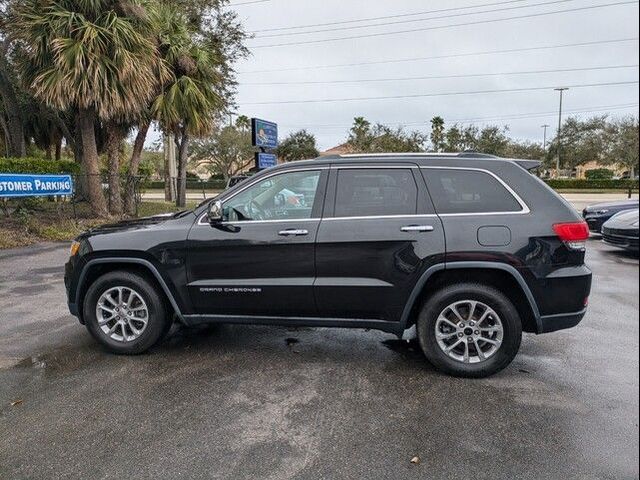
[314,164,445,323]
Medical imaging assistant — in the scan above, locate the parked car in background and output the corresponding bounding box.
[582,199,639,233]
[601,209,639,253]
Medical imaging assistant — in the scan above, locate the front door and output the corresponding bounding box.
[315,165,445,323]
[187,168,328,317]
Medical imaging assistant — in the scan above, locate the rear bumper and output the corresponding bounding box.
[525,265,592,334]
[538,308,587,333]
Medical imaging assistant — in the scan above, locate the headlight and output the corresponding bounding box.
[70,241,80,257]
[596,209,609,215]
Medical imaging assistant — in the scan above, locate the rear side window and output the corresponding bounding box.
[334,169,418,217]
[424,169,523,214]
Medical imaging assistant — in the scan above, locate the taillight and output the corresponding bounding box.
[553,221,589,250]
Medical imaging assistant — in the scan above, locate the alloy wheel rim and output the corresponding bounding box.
[96,286,149,343]
[434,300,504,364]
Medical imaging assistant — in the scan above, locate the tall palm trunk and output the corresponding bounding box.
[175,130,190,208]
[77,107,107,216]
[124,122,150,215]
[0,67,26,157]
[105,124,124,216]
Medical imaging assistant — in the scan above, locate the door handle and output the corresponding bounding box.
[278,229,309,236]
[400,225,434,233]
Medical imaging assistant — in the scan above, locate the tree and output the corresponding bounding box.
[607,117,639,178]
[235,114,250,131]
[546,116,609,171]
[0,5,26,157]
[277,130,319,162]
[190,124,253,181]
[346,117,426,153]
[347,116,373,152]
[9,0,169,215]
[430,116,445,152]
[151,2,248,207]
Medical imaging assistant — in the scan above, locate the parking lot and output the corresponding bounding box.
[0,232,638,479]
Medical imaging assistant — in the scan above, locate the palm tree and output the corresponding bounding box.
[151,4,227,208]
[8,0,169,215]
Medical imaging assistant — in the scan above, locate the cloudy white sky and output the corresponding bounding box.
[223,0,639,151]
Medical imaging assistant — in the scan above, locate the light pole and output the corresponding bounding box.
[554,87,569,177]
[541,124,550,151]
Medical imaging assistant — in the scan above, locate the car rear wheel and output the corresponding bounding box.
[83,270,170,354]
[417,283,522,378]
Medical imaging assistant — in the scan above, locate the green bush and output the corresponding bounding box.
[0,157,80,174]
[585,168,615,180]
[147,179,227,190]
[544,179,639,190]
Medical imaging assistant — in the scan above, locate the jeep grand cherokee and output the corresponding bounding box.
[65,153,592,377]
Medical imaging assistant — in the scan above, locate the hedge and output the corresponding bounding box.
[544,179,639,190]
[146,180,227,190]
[584,168,615,180]
[0,157,80,174]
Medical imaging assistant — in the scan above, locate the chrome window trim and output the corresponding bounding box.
[198,216,320,226]
[420,166,531,216]
[323,214,438,222]
[198,213,438,226]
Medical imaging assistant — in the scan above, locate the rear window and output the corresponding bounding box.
[424,169,522,214]
[334,169,418,217]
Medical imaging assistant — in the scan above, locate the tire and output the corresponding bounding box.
[83,270,170,354]
[416,283,522,378]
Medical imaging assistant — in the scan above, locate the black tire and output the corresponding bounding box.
[416,283,522,378]
[83,270,170,355]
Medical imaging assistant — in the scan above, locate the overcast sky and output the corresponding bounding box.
[217,0,639,151]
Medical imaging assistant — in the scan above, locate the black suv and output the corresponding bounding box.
[65,154,592,377]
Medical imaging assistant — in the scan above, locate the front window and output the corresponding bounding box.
[223,170,321,221]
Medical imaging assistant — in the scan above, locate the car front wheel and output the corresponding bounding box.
[417,283,522,378]
[83,270,170,354]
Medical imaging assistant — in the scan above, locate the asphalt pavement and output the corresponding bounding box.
[0,235,638,479]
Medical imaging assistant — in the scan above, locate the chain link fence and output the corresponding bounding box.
[1,174,231,219]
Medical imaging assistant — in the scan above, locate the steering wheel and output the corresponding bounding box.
[247,200,269,220]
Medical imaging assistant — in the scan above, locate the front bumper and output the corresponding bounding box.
[601,227,640,251]
[64,256,83,321]
[583,214,608,233]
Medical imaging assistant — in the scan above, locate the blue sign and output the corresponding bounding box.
[0,174,74,198]
[251,118,278,149]
[256,153,277,169]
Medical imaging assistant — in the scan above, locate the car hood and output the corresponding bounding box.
[584,199,639,212]
[603,209,639,228]
[85,212,185,235]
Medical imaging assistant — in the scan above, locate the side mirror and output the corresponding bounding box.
[207,200,223,224]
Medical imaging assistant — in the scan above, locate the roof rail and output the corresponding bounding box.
[457,151,498,158]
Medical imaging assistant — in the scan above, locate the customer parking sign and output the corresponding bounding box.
[0,174,74,198]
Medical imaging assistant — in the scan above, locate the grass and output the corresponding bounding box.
[0,199,197,250]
